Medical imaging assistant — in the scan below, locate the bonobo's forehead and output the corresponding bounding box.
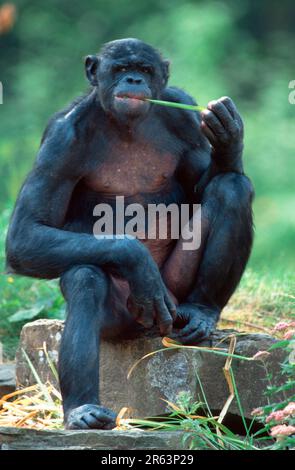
[99,38,163,65]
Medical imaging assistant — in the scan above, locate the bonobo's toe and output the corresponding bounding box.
[65,404,117,430]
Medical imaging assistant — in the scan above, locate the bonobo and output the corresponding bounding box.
[6,38,254,430]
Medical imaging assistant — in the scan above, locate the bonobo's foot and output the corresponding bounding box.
[65,404,117,430]
[171,303,220,345]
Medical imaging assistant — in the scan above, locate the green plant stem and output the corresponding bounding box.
[21,348,54,405]
[230,368,249,435]
[146,98,205,112]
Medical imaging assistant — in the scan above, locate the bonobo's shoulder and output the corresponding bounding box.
[35,92,101,173]
[40,90,99,146]
[159,87,203,147]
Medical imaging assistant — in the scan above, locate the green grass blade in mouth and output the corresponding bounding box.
[146,98,205,112]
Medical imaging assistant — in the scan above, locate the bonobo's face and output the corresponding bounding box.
[85,39,169,121]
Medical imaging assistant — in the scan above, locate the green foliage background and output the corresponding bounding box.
[0,0,294,355]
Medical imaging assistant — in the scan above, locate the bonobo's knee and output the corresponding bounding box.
[203,172,254,212]
[60,265,109,301]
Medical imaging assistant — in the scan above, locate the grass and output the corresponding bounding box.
[221,269,295,333]
[145,98,205,112]
[0,383,63,430]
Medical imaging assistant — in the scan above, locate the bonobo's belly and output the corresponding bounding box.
[93,178,185,268]
[139,218,177,268]
[66,174,186,268]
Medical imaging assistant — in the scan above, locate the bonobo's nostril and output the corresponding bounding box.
[126,76,143,85]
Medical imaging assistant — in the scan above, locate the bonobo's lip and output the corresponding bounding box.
[114,93,149,104]
[115,92,148,100]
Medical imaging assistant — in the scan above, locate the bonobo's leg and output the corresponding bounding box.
[189,172,254,307]
[163,172,254,343]
[59,265,141,430]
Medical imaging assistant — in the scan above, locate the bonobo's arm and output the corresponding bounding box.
[170,91,245,202]
[171,95,250,342]
[162,89,244,201]
[6,107,176,334]
[6,116,131,279]
[195,96,245,199]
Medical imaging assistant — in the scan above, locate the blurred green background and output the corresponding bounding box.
[0,0,294,356]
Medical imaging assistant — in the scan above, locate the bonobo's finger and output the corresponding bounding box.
[219,96,237,117]
[179,325,210,345]
[171,320,199,339]
[139,303,154,328]
[172,321,210,345]
[165,293,177,321]
[138,312,154,328]
[208,100,236,133]
[155,297,173,336]
[127,296,143,319]
[201,122,217,146]
[201,109,227,142]
[127,296,153,328]
[219,96,243,126]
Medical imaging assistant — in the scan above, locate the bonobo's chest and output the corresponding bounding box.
[84,124,181,197]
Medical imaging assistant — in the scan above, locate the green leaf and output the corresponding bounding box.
[9,305,44,322]
[269,340,290,350]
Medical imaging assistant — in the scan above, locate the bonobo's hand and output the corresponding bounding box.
[201,96,244,172]
[120,239,176,335]
[170,303,220,344]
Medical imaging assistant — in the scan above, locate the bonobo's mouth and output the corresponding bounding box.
[114,93,149,110]
[115,92,147,101]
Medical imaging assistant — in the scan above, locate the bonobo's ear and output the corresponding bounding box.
[161,59,170,86]
[85,55,100,86]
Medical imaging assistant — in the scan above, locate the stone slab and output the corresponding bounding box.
[0,426,187,450]
[15,320,286,420]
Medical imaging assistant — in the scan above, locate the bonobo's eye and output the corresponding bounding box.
[113,65,128,73]
[140,65,154,75]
